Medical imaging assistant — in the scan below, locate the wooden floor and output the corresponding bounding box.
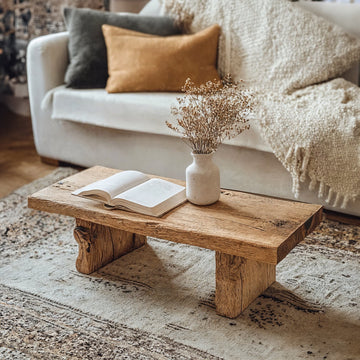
[0,104,359,225]
[0,104,57,198]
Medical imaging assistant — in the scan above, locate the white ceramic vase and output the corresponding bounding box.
[186,152,220,205]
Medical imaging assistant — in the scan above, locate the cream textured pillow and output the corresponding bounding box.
[102,24,220,93]
[160,0,360,94]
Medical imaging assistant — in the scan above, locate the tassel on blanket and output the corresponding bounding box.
[326,188,334,204]
[300,149,310,182]
[309,178,317,191]
[333,193,341,208]
[318,182,325,198]
[287,146,299,198]
[288,145,311,198]
[292,177,300,199]
[341,195,351,209]
[285,146,294,164]
[285,145,355,209]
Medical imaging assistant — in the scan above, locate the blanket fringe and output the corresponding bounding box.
[309,178,317,191]
[318,181,325,198]
[326,189,334,204]
[288,146,355,209]
[333,193,341,208]
[310,179,352,209]
[342,195,350,209]
[300,150,310,182]
[288,145,310,198]
[310,178,354,208]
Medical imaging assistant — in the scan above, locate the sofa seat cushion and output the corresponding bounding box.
[47,86,272,153]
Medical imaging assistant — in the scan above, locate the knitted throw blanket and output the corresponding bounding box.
[160,0,360,208]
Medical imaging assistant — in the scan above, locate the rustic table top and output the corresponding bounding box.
[28,166,323,265]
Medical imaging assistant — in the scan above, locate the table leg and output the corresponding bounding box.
[73,218,147,274]
[215,251,275,318]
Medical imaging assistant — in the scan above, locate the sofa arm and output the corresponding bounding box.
[27,32,69,153]
[27,31,69,97]
[27,32,68,113]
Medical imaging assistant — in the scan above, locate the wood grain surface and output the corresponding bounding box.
[215,252,276,318]
[74,218,146,274]
[28,166,323,265]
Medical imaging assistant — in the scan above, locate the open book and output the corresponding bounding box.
[72,170,186,217]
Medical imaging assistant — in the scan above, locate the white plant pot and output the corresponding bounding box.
[186,152,220,205]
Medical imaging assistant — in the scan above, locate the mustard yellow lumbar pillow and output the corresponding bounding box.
[102,24,221,93]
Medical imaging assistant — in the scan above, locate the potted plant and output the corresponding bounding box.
[166,74,254,205]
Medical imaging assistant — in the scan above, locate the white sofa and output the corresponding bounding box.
[27,1,360,217]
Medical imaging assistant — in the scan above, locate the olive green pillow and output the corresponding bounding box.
[63,7,180,88]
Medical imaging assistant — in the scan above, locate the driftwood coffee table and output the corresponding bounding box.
[28,166,322,318]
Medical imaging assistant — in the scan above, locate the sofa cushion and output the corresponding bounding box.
[63,7,180,89]
[46,86,271,153]
[102,24,220,93]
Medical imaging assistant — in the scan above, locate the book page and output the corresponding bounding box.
[113,178,185,208]
[72,171,149,200]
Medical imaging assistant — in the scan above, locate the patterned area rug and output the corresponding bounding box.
[0,167,359,360]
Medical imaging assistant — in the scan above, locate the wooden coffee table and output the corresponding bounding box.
[28,166,322,318]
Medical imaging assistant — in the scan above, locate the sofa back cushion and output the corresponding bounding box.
[63,7,180,88]
[102,24,220,93]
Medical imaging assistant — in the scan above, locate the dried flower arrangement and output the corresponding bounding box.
[166,74,254,154]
